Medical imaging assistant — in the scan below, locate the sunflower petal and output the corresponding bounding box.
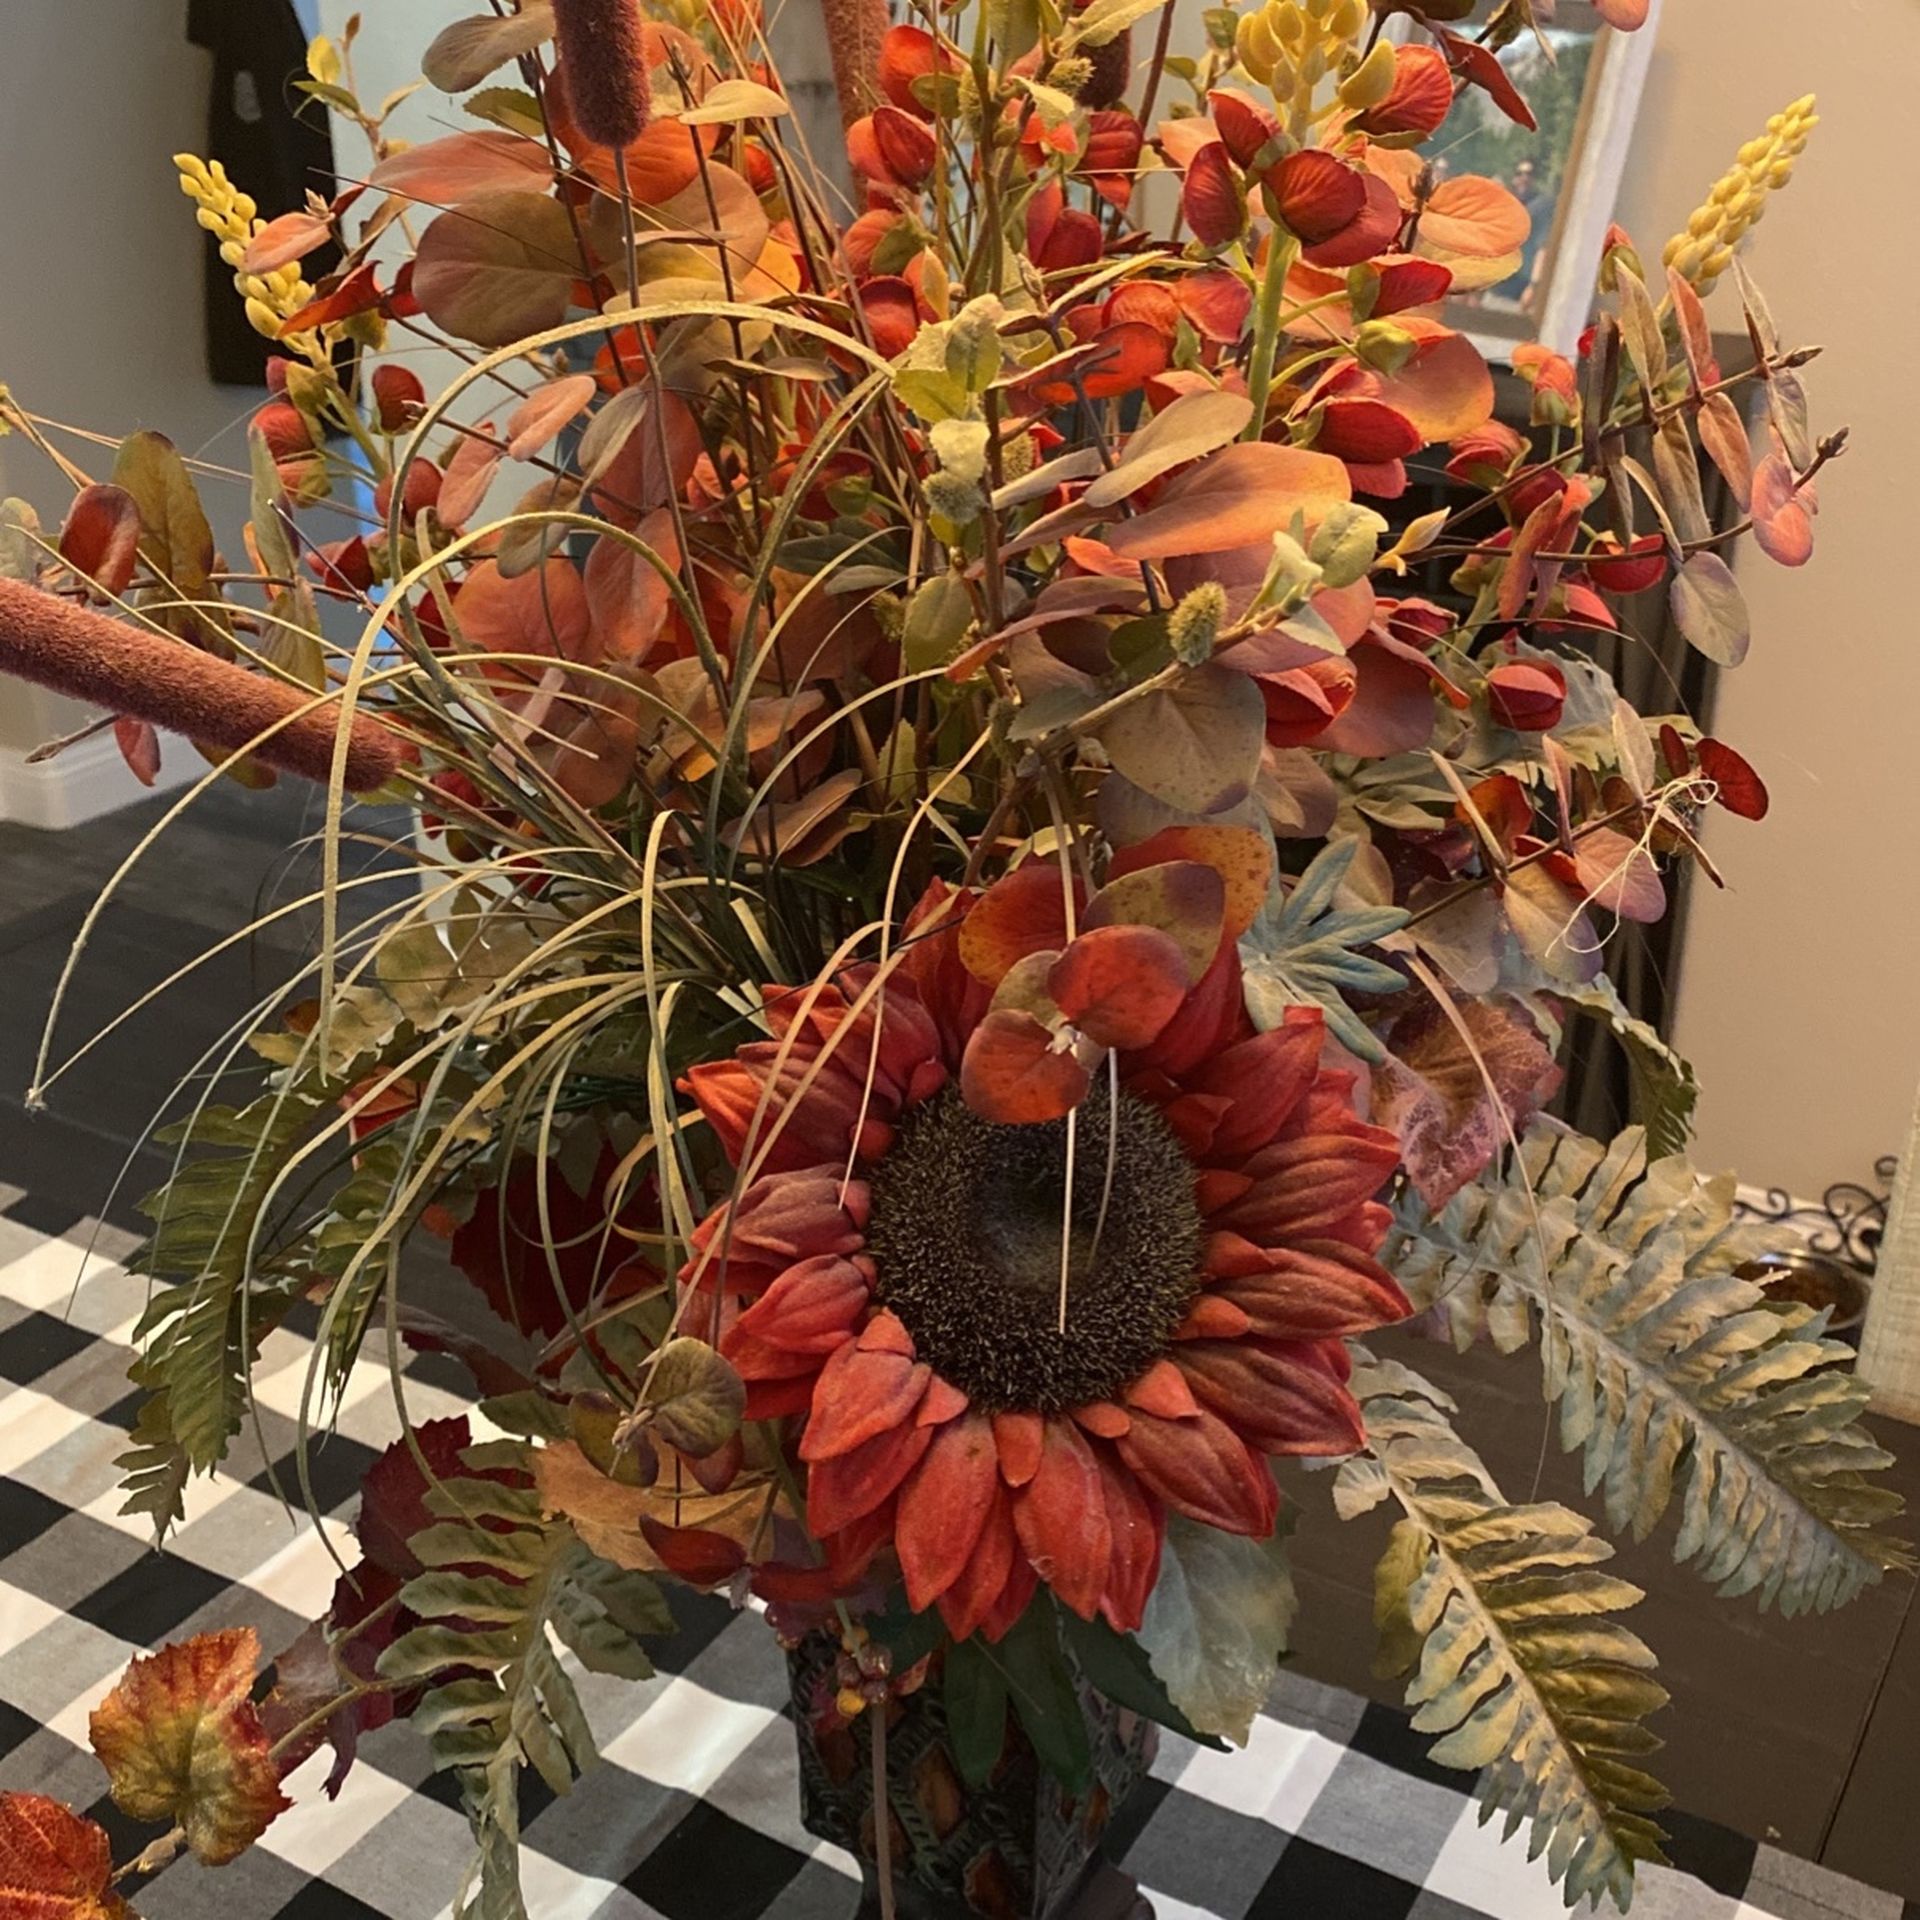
[730,1255,869,1356]
[798,1340,931,1460]
[1095,1445,1164,1632]
[993,1409,1046,1486]
[1116,1405,1278,1535]
[1177,1339,1369,1455]
[807,1421,934,1534]
[898,1413,1000,1610]
[938,1489,1020,1641]
[1013,1419,1113,1619]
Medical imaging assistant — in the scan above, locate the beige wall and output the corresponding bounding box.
[0,2,255,762]
[1612,0,1920,1198]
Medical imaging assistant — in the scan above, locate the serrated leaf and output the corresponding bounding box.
[0,1794,130,1920]
[1357,1361,1669,1910]
[88,1629,289,1865]
[1387,1125,1911,1615]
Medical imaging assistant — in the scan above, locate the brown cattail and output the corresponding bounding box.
[551,0,654,149]
[0,576,403,792]
[821,0,891,131]
[1080,26,1133,110]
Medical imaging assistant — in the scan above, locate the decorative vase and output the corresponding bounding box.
[786,1632,1159,1920]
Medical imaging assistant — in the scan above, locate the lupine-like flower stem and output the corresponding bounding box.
[0,578,402,791]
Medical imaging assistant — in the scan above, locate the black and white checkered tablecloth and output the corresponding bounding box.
[0,1187,1908,1920]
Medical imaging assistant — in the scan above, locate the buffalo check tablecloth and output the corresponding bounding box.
[0,1186,1910,1920]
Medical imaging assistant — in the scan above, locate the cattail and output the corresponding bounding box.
[551,0,653,149]
[822,0,891,131]
[0,576,403,792]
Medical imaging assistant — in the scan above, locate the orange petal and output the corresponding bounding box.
[898,1413,1001,1610]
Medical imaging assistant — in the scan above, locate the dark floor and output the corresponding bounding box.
[3,781,1917,1902]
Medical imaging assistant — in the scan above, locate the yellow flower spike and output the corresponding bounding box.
[1340,38,1399,111]
[174,149,316,341]
[1662,92,1817,293]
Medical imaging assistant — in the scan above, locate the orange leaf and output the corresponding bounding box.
[584,512,680,661]
[1048,925,1191,1049]
[1366,321,1495,443]
[1103,441,1352,560]
[1107,824,1272,942]
[0,1793,130,1920]
[1085,859,1227,983]
[366,130,554,206]
[959,1008,1093,1123]
[88,1629,290,1866]
[958,861,1085,985]
[507,373,599,461]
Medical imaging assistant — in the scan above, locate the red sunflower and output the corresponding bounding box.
[678,858,1408,1644]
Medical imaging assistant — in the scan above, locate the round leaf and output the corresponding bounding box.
[1099,664,1267,815]
[959,1008,1093,1123]
[644,1337,747,1458]
[412,191,581,348]
[1048,924,1191,1049]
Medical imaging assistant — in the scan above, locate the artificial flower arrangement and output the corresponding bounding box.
[0,0,1902,1914]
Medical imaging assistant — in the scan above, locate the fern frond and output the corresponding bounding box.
[1345,1358,1669,1912]
[377,1444,669,1920]
[1389,1124,1910,1615]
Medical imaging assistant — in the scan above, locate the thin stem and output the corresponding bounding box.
[872,1700,898,1920]
[1242,231,1300,440]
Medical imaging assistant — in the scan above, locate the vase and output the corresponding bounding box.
[786,1632,1158,1920]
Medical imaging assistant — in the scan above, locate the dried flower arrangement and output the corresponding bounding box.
[0,0,1901,1915]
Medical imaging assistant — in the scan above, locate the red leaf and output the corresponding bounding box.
[411,192,581,349]
[1048,925,1191,1050]
[113,717,161,786]
[959,1008,1093,1123]
[278,261,385,334]
[1438,30,1538,131]
[1573,826,1666,922]
[639,1516,748,1586]
[437,431,504,531]
[0,1793,129,1920]
[59,484,143,596]
[1697,737,1769,819]
[1266,150,1366,244]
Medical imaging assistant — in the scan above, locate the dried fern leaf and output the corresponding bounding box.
[1350,1358,1670,1912]
[1388,1124,1910,1615]
[380,1448,669,1920]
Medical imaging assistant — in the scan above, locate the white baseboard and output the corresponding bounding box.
[0,730,197,830]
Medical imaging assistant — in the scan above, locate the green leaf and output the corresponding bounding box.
[1358,1358,1670,1911]
[1238,837,1408,1063]
[994,1600,1092,1792]
[422,6,555,93]
[868,1592,948,1675]
[1388,1125,1912,1614]
[1066,0,1169,46]
[640,1337,746,1458]
[1562,976,1698,1160]
[902,572,975,671]
[1057,1610,1226,1747]
[1136,1509,1296,1745]
[679,78,791,125]
[1099,663,1266,815]
[1084,390,1253,511]
[943,1637,1009,1786]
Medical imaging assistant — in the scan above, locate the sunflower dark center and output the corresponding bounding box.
[864,1084,1202,1412]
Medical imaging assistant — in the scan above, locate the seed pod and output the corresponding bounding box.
[551,0,652,150]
